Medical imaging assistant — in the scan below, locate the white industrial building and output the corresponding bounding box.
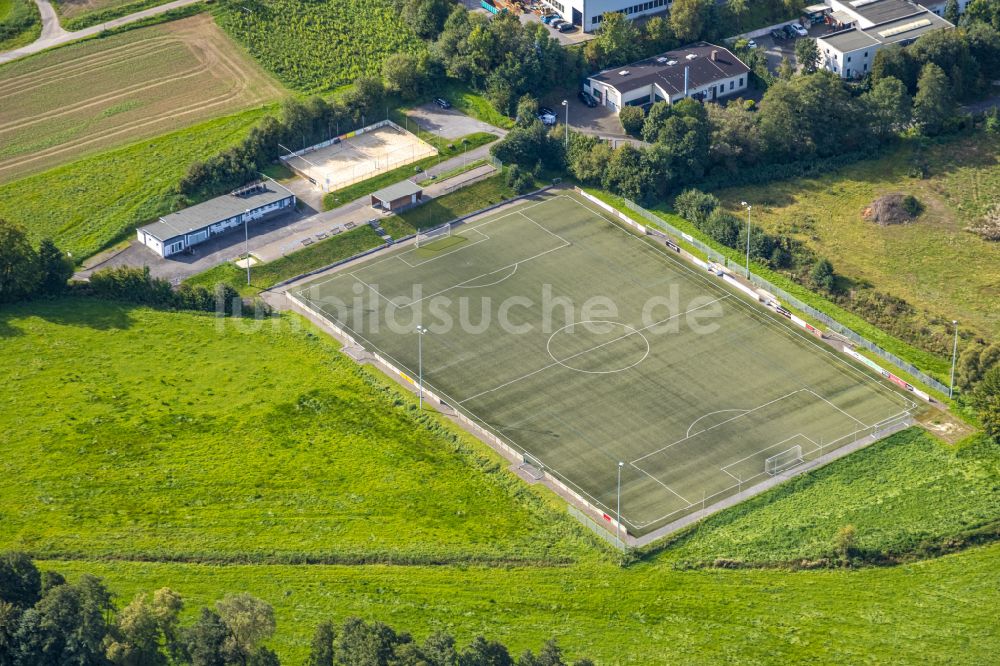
[137,180,296,258]
[816,0,953,79]
[584,43,750,112]
[540,0,671,32]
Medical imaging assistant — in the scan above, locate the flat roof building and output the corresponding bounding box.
[137,180,296,258]
[584,42,750,112]
[370,180,423,212]
[538,0,672,33]
[817,0,952,79]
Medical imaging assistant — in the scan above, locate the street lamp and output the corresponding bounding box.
[949,320,959,398]
[462,138,469,169]
[741,201,752,278]
[616,461,624,550]
[417,325,428,409]
[243,208,252,286]
[561,99,569,148]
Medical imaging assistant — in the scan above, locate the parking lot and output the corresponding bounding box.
[753,21,840,74]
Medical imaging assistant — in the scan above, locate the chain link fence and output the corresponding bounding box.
[617,197,950,396]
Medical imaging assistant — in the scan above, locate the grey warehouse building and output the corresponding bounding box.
[137,180,296,258]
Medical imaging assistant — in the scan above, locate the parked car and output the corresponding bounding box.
[539,106,555,117]
[770,29,785,41]
[550,18,565,28]
[541,13,556,23]
[791,23,808,37]
[434,97,451,109]
[783,24,799,39]
[578,90,597,107]
[746,38,757,49]
[538,112,557,126]
[559,23,575,32]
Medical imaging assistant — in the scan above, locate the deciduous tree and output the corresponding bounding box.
[913,62,953,135]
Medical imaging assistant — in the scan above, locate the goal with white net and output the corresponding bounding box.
[415,223,452,248]
[764,444,803,476]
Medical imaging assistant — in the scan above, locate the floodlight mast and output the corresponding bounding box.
[417,325,428,409]
[741,201,752,278]
[243,209,251,286]
[949,320,959,398]
[616,461,624,550]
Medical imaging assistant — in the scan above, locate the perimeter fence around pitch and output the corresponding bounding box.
[603,193,949,397]
[286,292,631,549]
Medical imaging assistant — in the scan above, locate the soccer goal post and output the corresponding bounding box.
[764,444,803,476]
[415,223,451,248]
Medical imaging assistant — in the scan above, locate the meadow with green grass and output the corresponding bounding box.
[44,543,1000,664]
[712,133,1000,345]
[0,0,40,50]
[3,298,1000,662]
[184,224,387,297]
[0,108,267,258]
[661,428,1000,567]
[0,300,594,565]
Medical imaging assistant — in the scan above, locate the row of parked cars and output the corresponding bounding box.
[541,13,576,32]
[770,22,808,41]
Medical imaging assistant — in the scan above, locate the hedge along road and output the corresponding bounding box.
[0,0,206,64]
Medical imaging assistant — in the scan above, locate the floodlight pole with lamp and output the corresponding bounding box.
[741,201,752,278]
[949,320,959,398]
[616,461,624,550]
[243,208,252,286]
[561,100,569,148]
[417,325,428,409]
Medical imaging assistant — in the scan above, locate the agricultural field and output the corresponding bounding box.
[0,108,266,258]
[216,0,425,92]
[0,14,284,183]
[3,299,999,662]
[55,0,178,30]
[0,0,40,51]
[712,132,1000,345]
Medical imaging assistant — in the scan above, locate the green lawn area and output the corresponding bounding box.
[394,172,533,231]
[660,428,1000,567]
[711,132,1000,346]
[321,131,497,211]
[0,300,594,565]
[0,0,40,51]
[0,108,267,259]
[3,298,1000,662]
[184,225,386,297]
[44,544,1000,664]
[440,82,516,130]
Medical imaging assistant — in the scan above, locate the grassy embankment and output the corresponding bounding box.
[185,173,532,295]
[0,109,268,258]
[1,300,998,663]
[0,0,40,50]
[712,132,1000,346]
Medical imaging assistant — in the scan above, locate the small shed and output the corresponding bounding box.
[370,180,423,212]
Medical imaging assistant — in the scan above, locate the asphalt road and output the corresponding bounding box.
[0,0,205,64]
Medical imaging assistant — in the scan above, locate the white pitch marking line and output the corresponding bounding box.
[804,388,869,428]
[686,409,750,438]
[458,295,731,405]
[629,462,691,505]
[630,389,803,465]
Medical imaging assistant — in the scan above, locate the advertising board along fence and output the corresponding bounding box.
[587,190,949,398]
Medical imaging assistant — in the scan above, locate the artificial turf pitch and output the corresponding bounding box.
[295,192,914,536]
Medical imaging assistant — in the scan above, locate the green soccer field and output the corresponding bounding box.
[294,192,915,536]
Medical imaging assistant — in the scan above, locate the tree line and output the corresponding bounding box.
[0,553,593,666]
[0,219,257,316]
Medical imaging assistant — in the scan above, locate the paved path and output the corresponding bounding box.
[76,157,500,285]
[0,0,204,64]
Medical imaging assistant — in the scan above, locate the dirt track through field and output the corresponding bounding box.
[0,15,283,182]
